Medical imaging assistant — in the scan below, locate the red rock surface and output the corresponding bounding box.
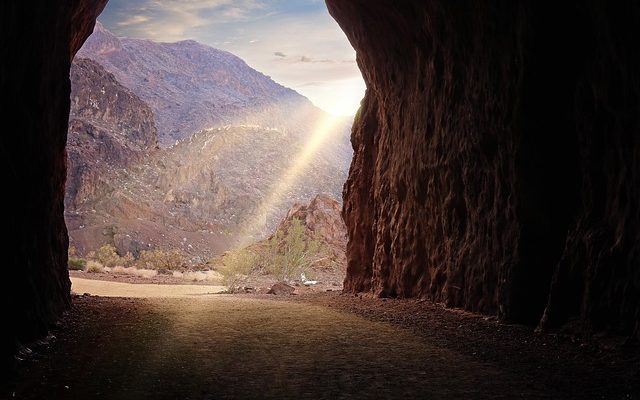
[328,1,640,334]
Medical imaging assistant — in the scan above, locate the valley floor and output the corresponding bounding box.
[4,291,639,399]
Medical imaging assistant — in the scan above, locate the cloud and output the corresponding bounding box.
[298,56,341,64]
[116,15,150,27]
[274,51,286,58]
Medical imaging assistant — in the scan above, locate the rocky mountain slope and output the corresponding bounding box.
[77,22,316,146]
[66,23,352,259]
[66,58,158,209]
[67,122,350,259]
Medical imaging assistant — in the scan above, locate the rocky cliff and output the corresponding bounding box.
[66,58,157,208]
[328,0,640,335]
[77,22,314,145]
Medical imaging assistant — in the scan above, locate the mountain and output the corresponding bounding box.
[77,22,316,146]
[66,58,158,209]
[67,122,350,259]
[66,23,353,259]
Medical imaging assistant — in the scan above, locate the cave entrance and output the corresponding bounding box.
[64,1,363,294]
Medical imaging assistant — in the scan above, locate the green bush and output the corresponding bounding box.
[88,244,135,268]
[68,257,87,271]
[137,248,185,270]
[218,249,258,292]
[265,218,327,283]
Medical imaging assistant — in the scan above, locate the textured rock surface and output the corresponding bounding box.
[66,58,157,208]
[0,0,107,360]
[278,195,347,257]
[328,1,640,333]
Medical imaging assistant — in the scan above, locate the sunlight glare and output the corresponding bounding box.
[309,77,365,117]
[238,113,344,244]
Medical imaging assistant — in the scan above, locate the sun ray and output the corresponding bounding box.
[236,113,344,245]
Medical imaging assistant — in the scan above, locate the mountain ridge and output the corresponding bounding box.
[77,21,316,145]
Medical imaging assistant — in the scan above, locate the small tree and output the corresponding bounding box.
[93,244,121,268]
[137,248,185,270]
[218,248,258,292]
[67,246,86,270]
[266,218,327,283]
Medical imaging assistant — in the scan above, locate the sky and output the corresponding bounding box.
[97,0,365,116]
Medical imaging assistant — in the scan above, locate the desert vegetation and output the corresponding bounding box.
[216,218,329,292]
[68,215,340,292]
[68,244,186,273]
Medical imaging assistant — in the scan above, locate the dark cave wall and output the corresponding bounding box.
[0,0,107,358]
[329,0,640,333]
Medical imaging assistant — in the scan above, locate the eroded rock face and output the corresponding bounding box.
[66,57,158,208]
[1,0,107,359]
[328,1,640,333]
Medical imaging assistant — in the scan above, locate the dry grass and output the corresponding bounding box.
[172,270,222,282]
[107,266,158,279]
[85,260,104,273]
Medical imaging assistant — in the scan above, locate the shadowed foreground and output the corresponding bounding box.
[5,296,572,399]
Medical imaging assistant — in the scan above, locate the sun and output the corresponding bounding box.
[309,77,366,117]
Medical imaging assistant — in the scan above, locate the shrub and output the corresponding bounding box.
[137,248,185,270]
[86,260,104,273]
[265,218,327,283]
[68,257,87,271]
[88,244,135,268]
[92,244,121,268]
[218,249,258,292]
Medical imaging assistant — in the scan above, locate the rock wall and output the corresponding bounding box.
[328,0,640,334]
[67,58,158,208]
[1,0,107,360]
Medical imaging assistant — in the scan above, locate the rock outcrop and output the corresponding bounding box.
[1,0,107,360]
[277,195,347,260]
[328,1,640,335]
[66,58,158,208]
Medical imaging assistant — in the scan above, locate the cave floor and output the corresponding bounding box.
[4,293,639,399]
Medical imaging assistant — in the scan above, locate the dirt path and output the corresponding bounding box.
[70,277,226,298]
[6,296,565,400]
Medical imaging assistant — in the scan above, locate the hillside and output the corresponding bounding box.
[67,122,350,259]
[77,22,318,146]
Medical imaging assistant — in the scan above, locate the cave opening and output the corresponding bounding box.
[64,1,362,297]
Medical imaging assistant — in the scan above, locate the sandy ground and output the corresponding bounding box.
[71,277,226,298]
[6,296,559,400]
[4,288,638,399]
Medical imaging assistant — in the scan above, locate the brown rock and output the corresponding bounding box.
[267,282,296,296]
[327,0,640,333]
